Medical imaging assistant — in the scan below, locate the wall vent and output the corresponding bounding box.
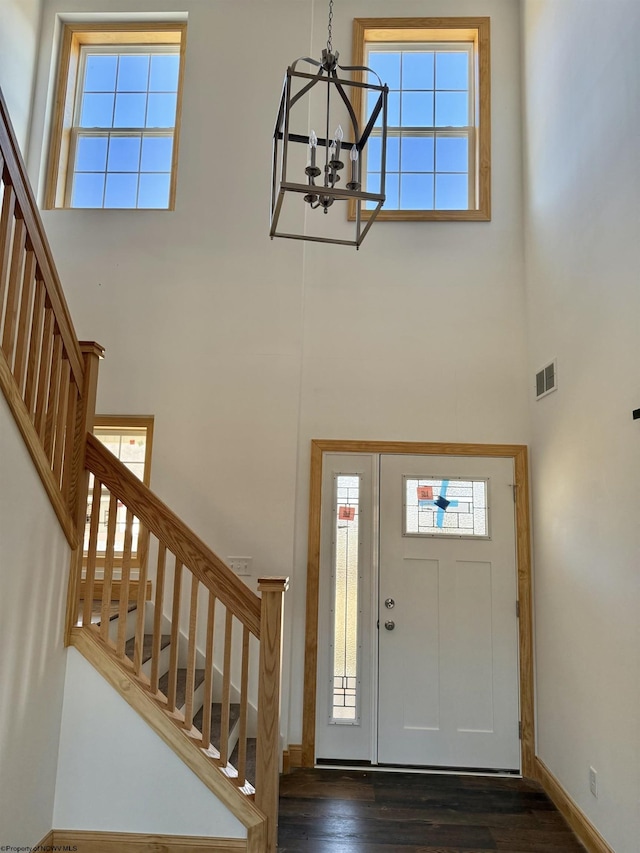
[535,360,557,400]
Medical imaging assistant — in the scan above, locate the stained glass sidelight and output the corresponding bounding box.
[405,476,489,538]
[330,475,361,723]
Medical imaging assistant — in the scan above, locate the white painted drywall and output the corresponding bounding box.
[0,0,43,151]
[0,394,70,844]
[53,648,246,837]
[521,2,640,850]
[23,0,529,759]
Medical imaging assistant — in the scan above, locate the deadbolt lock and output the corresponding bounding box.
[384,598,395,609]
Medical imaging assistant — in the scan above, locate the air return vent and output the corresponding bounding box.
[535,360,557,400]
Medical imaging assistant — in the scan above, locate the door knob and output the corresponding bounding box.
[384,598,395,609]
[384,620,395,631]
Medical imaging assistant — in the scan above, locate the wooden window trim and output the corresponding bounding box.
[349,17,491,222]
[45,22,187,211]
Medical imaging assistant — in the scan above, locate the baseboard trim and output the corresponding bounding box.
[36,831,54,848]
[534,756,614,853]
[51,830,245,852]
[287,743,303,769]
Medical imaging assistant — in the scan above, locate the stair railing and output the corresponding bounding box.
[0,89,99,549]
[75,433,287,853]
[0,85,287,852]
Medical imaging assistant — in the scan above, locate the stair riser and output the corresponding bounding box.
[107,607,138,645]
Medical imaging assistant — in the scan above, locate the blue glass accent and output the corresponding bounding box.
[401,92,434,127]
[400,173,434,209]
[71,173,105,207]
[141,136,173,171]
[435,92,469,127]
[435,173,468,209]
[367,52,401,89]
[436,136,468,172]
[435,51,469,91]
[114,93,147,127]
[107,136,141,172]
[401,137,434,172]
[80,93,114,128]
[146,93,177,128]
[138,173,171,208]
[402,52,434,90]
[116,55,150,92]
[104,173,138,208]
[149,54,180,91]
[75,136,108,171]
[84,55,117,92]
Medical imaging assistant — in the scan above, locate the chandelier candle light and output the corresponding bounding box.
[270,0,389,248]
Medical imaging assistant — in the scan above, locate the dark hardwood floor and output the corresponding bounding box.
[278,768,586,852]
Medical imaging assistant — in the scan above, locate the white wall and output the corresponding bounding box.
[24,0,529,753]
[0,395,70,844]
[53,649,246,837]
[521,2,640,851]
[0,0,43,151]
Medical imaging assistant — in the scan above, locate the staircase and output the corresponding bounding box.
[0,87,287,853]
[93,601,258,785]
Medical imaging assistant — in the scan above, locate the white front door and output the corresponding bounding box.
[377,454,521,771]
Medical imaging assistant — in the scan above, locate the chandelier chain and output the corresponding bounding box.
[327,0,334,54]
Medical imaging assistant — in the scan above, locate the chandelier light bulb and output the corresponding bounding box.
[309,129,318,168]
[334,125,344,142]
[349,143,359,185]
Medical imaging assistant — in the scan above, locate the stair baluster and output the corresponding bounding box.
[150,542,167,693]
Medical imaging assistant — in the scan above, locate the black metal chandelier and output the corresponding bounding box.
[270,0,388,248]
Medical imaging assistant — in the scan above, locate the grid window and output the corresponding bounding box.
[351,18,490,221]
[84,416,154,565]
[45,24,186,210]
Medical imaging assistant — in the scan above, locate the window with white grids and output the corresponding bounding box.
[351,18,490,221]
[46,24,186,210]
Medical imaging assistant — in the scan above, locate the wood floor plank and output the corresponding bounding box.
[277,769,586,853]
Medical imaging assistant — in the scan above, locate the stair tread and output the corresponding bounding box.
[77,601,136,626]
[125,633,171,664]
[158,667,206,708]
[230,737,256,785]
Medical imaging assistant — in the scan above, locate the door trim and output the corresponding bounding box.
[303,440,535,776]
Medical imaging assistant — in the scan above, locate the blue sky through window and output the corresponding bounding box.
[365,43,472,211]
[72,46,179,208]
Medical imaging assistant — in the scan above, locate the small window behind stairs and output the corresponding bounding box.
[86,415,154,567]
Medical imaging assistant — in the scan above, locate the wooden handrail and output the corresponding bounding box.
[85,433,262,635]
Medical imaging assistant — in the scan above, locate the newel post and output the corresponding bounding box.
[63,340,104,645]
[255,576,289,853]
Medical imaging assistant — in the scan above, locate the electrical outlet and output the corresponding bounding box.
[228,556,252,576]
[589,766,598,798]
